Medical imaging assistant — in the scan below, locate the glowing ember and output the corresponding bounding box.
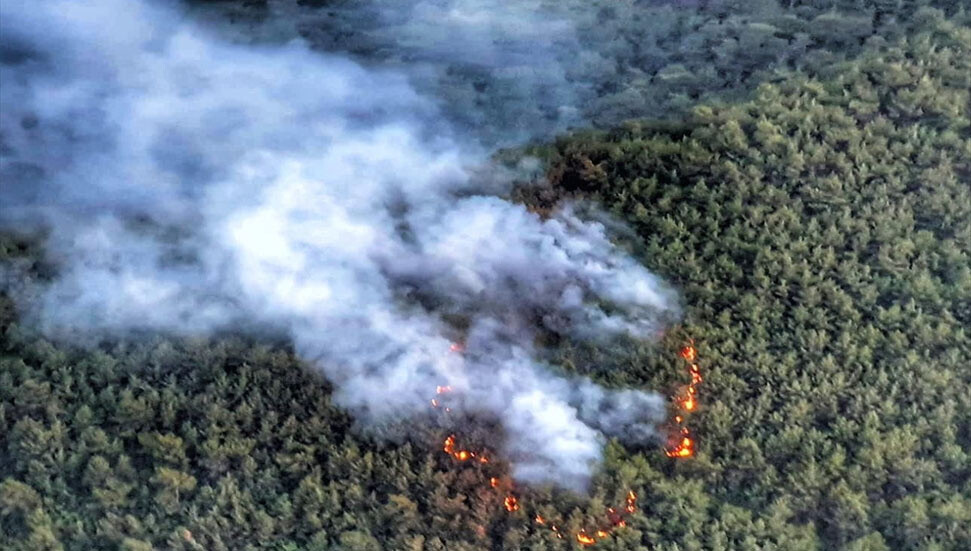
[443,435,478,461]
[666,436,694,458]
[431,343,644,546]
[667,339,703,459]
[527,489,639,544]
[449,342,465,353]
[680,345,697,362]
[690,364,702,384]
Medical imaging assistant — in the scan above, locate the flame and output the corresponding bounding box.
[443,435,478,461]
[667,339,703,459]
[526,489,639,544]
[449,342,465,353]
[433,343,644,546]
[440,426,640,545]
[666,436,694,458]
[690,364,702,385]
[680,345,697,362]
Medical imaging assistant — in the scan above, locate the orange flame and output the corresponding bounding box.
[433,343,643,546]
[680,345,697,362]
[666,436,694,458]
[443,435,477,461]
[690,364,702,385]
[667,339,703,459]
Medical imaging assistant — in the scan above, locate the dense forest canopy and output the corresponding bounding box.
[192,0,970,143]
[2,1,970,551]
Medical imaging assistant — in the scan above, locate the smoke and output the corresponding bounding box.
[0,0,678,491]
[202,0,600,144]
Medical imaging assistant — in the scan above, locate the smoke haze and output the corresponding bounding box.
[0,0,679,490]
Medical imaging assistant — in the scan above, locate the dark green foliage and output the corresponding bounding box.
[237,0,971,140]
[533,10,971,550]
[2,5,970,551]
[174,0,958,145]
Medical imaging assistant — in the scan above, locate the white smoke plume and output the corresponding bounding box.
[0,0,679,490]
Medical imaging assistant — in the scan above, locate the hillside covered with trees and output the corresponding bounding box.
[205,0,971,143]
[2,2,970,551]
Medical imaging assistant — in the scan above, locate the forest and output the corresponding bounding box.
[2,1,970,551]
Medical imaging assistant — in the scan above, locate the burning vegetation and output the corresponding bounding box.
[666,341,702,458]
[427,340,702,545]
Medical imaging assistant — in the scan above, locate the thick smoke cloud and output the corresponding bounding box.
[0,0,678,490]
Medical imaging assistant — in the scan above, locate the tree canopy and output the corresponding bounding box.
[2,3,970,551]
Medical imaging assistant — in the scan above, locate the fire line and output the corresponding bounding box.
[429,339,700,545]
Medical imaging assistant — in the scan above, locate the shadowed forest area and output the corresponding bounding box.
[2,1,970,551]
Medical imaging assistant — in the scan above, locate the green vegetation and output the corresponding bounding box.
[243,0,971,139]
[2,3,970,551]
[536,9,971,549]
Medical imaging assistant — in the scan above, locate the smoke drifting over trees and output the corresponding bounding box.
[2,1,969,550]
[0,0,679,490]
